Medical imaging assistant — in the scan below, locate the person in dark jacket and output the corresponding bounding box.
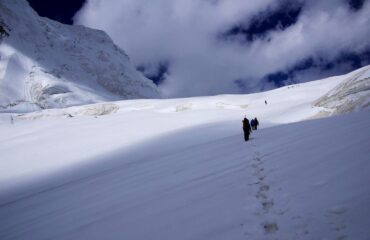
[253,117,259,130]
[242,117,251,141]
[250,118,255,130]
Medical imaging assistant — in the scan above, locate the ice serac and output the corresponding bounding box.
[0,0,160,112]
[314,65,370,115]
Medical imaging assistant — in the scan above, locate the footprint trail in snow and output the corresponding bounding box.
[251,146,280,235]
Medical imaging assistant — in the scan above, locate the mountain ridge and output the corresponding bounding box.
[0,0,160,113]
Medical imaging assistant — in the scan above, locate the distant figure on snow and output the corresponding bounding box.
[251,117,259,130]
[265,100,267,105]
[242,117,251,141]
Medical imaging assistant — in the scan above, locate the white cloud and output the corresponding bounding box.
[75,0,370,97]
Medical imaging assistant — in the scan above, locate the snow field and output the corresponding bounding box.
[0,65,368,194]
[0,45,369,240]
[0,111,369,239]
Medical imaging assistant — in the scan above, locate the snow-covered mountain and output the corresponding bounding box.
[4,64,369,122]
[0,0,160,113]
[0,1,370,238]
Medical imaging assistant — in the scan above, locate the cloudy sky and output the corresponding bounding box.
[29,0,370,98]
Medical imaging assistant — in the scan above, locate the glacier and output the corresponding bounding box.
[0,1,370,239]
[0,63,370,239]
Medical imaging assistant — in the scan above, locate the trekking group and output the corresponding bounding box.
[242,117,259,141]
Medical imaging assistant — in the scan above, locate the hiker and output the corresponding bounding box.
[250,118,256,130]
[265,100,267,105]
[253,117,259,130]
[242,117,252,141]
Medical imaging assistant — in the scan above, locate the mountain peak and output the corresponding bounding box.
[0,0,160,113]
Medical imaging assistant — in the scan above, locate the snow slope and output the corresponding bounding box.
[0,54,369,239]
[0,110,369,240]
[0,65,370,186]
[314,65,370,114]
[0,0,160,113]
